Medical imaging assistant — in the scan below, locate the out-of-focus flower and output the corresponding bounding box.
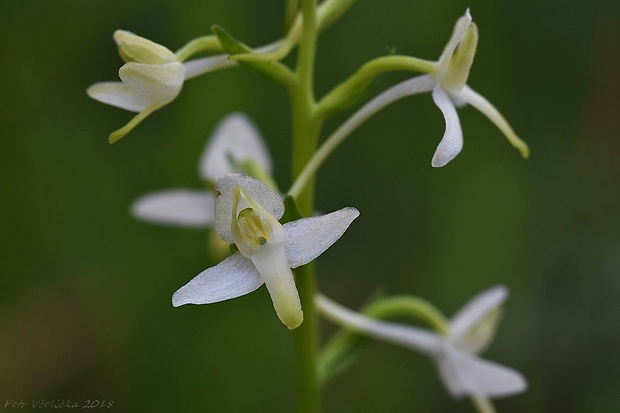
[317,286,527,397]
[131,113,272,228]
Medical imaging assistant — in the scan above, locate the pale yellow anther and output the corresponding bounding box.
[237,208,272,245]
[230,185,286,258]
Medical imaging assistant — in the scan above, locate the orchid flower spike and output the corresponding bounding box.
[87,30,186,143]
[317,285,527,398]
[394,10,529,166]
[131,113,272,229]
[173,174,360,329]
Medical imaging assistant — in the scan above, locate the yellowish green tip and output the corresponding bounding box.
[108,106,158,144]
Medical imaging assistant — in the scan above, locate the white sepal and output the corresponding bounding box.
[87,82,151,112]
[284,207,360,268]
[131,189,215,228]
[449,285,507,354]
[172,253,263,306]
[199,113,272,182]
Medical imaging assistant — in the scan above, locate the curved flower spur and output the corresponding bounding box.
[173,174,360,329]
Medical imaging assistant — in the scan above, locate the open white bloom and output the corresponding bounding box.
[173,174,360,329]
[87,30,186,143]
[131,113,271,228]
[317,285,526,397]
[394,10,529,167]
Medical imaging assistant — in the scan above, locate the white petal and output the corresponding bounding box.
[119,61,185,106]
[316,294,442,355]
[250,242,302,329]
[131,189,215,228]
[284,207,359,268]
[449,285,508,353]
[437,9,472,69]
[431,86,463,167]
[215,174,284,243]
[172,253,263,306]
[199,113,272,182]
[437,345,527,398]
[87,82,151,112]
[459,85,530,158]
[183,55,237,80]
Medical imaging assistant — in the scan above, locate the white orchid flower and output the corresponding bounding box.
[173,174,360,329]
[394,10,529,167]
[87,30,186,143]
[317,285,526,398]
[131,113,272,228]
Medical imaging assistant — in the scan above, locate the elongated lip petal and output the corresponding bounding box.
[87,82,151,112]
[449,285,508,342]
[119,62,185,106]
[215,174,284,243]
[459,85,530,158]
[199,113,272,182]
[172,253,263,307]
[284,207,359,268]
[431,86,463,167]
[131,189,215,228]
[250,242,303,329]
[437,344,527,398]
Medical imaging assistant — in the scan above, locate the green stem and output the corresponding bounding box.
[291,0,319,216]
[294,263,320,413]
[291,1,321,412]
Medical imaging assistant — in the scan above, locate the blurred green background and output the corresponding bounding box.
[1,0,619,412]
